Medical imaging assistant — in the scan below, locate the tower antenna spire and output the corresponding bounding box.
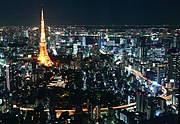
[40,2,44,21]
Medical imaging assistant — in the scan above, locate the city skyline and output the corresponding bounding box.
[0,0,180,26]
[0,2,179,122]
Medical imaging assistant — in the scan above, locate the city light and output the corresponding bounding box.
[0,2,179,123]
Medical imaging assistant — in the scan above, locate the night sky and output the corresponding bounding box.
[0,0,180,26]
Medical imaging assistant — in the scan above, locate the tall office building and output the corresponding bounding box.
[167,53,180,88]
[37,9,53,67]
[136,90,147,112]
[157,65,165,85]
[172,89,179,107]
[6,63,10,92]
[137,36,147,62]
[147,97,166,118]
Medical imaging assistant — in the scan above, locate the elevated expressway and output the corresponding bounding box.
[17,67,172,116]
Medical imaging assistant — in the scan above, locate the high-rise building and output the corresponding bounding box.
[136,90,147,112]
[137,36,147,62]
[156,64,165,85]
[172,89,179,107]
[147,97,166,118]
[37,9,53,67]
[6,63,10,92]
[167,53,180,88]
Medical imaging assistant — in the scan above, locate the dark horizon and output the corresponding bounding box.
[0,0,180,26]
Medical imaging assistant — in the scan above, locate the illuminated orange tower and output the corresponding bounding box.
[37,9,53,67]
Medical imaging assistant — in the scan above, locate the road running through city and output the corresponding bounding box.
[16,67,172,116]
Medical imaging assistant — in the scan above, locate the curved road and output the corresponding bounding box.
[131,68,167,96]
[17,67,172,115]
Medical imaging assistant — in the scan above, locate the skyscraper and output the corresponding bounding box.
[37,9,53,67]
[136,90,147,112]
[167,53,180,88]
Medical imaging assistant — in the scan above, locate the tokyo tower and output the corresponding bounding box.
[37,9,53,67]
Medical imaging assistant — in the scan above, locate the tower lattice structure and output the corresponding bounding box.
[37,9,53,67]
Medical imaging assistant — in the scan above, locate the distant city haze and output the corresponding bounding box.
[0,0,180,26]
